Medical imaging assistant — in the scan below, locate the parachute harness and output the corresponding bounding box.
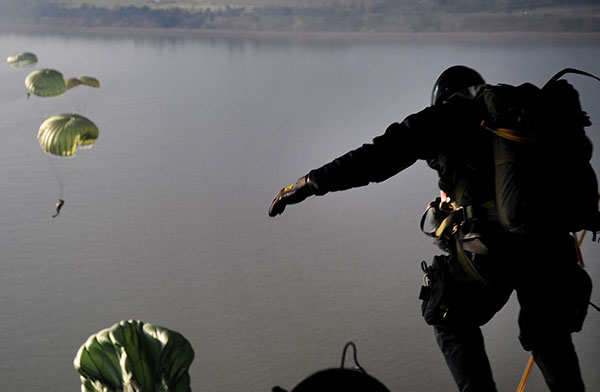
[421,189,599,391]
[419,189,496,285]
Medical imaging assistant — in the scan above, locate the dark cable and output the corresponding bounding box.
[341,341,365,373]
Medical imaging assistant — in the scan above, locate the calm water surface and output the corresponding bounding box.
[1,30,599,392]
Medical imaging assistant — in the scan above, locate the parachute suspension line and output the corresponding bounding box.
[577,230,586,248]
[516,355,535,392]
[573,232,585,268]
[340,342,365,373]
[45,154,64,198]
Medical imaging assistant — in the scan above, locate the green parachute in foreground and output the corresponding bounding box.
[74,320,195,392]
[25,68,66,97]
[38,113,99,157]
[7,51,38,67]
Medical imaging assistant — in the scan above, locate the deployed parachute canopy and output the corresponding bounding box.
[25,68,66,97]
[38,113,99,157]
[66,77,83,90]
[7,52,38,68]
[66,76,100,90]
[79,76,100,88]
[74,320,195,392]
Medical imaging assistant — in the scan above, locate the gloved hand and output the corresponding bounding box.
[268,175,315,217]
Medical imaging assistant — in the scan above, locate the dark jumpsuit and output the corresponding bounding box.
[306,96,586,392]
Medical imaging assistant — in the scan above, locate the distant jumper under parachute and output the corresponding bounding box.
[12,55,102,217]
[38,113,99,216]
[7,52,38,68]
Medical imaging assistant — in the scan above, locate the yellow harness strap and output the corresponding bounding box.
[480,121,540,142]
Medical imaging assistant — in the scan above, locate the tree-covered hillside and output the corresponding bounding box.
[1,0,599,32]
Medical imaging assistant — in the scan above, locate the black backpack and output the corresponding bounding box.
[478,68,600,236]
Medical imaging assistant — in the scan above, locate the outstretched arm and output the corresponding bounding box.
[267,120,420,217]
[266,101,477,217]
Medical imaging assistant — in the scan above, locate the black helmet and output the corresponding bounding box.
[431,65,485,106]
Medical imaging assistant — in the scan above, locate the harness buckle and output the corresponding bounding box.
[448,207,467,235]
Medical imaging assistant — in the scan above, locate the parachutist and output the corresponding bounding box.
[52,199,64,218]
[267,66,596,391]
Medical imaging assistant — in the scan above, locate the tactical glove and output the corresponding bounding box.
[268,175,315,217]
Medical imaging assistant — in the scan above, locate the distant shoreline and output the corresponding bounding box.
[3,23,600,44]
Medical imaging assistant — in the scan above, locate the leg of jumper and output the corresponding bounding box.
[434,324,497,392]
[530,337,584,392]
[427,251,512,392]
[518,285,585,392]
[516,234,586,392]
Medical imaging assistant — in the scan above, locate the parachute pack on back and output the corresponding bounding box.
[477,68,600,236]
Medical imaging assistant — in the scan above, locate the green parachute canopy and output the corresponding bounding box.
[79,76,101,88]
[7,52,38,67]
[66,76,101,90]
[66,77,83,90]
[74,320,195,392]
[25,68,66,97]
[38,113,99,157]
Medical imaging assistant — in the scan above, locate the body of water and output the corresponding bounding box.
[1,30,599,392]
